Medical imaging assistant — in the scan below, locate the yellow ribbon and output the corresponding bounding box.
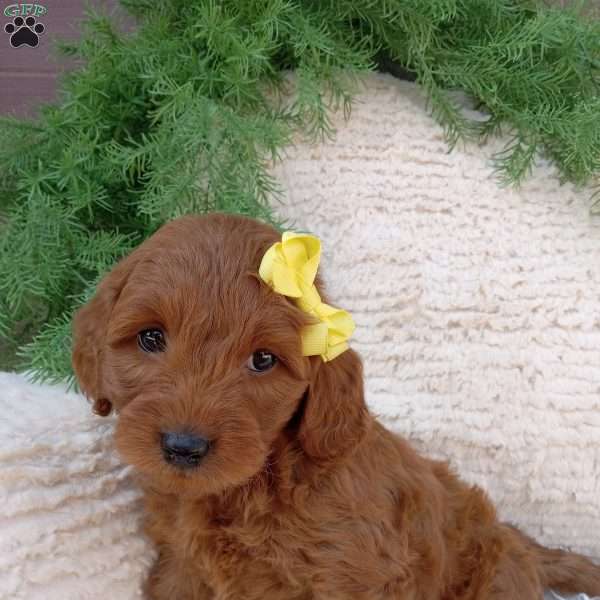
[259,232,355,362]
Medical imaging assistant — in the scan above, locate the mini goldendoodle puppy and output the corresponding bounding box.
[72,213,600,600]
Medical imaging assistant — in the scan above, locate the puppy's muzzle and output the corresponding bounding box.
[160,431,210,469]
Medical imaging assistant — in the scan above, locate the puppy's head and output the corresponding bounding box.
[72,214,369,497]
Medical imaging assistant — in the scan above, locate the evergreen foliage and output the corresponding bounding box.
[0,0,598,383]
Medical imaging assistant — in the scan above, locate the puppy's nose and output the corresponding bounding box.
[160,431,210,469]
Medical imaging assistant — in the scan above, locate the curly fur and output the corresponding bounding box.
[72,213,600,600]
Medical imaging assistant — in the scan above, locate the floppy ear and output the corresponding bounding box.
[298,348,372,461]
[71,258,134,416]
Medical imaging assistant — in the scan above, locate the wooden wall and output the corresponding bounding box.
[0,0,120,117]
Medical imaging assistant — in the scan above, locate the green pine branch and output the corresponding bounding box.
[0,0,599,382]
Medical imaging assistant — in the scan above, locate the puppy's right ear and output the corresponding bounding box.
[72,257,134,416]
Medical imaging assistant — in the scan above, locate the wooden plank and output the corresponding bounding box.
[0,0,124,116]
[0,72,58,116]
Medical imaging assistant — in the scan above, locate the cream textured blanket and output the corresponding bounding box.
[0,372,149,600]
[271,74,600,558]
[1,74,599,599]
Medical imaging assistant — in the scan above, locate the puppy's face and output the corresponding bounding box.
[73,214,313,496]
[73,214,368,498]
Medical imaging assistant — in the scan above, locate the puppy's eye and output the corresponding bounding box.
[247,350,278,373]
[137,329,166,353]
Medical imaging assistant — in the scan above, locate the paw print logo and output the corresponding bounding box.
[4,16,45,48]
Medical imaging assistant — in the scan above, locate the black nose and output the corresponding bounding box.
[160,432,210,469]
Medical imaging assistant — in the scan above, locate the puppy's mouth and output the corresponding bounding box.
[115,397,270,496]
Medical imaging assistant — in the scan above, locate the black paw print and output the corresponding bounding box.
[4,16,45,48]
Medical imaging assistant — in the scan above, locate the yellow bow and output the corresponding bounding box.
[258,232,355,362]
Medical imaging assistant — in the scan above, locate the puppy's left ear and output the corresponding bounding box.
[298,348,372,462]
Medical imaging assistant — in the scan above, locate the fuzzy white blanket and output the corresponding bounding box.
[0,372,150,600]
[271,74,600,558]
[1,74,599,599]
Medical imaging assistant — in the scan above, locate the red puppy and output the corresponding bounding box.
[72,213,600,599]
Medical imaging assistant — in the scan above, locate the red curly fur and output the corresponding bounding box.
[72,213,600,599]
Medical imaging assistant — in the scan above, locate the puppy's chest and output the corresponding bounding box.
[174,502,316,596]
